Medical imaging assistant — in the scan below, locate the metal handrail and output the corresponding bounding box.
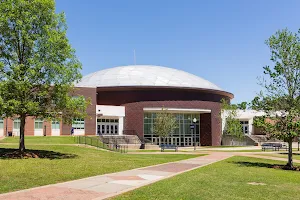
[76,136,128,153]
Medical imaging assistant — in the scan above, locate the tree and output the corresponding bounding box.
[251,29,300,168]
[153,108,178,145]
[0,0,88,154]
[221,99,246,139]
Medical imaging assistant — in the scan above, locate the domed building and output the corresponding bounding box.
[0,65,233,146]
[70,65,233,146]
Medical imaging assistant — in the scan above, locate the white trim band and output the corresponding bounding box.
[143,107,211,113]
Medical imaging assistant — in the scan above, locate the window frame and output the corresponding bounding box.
[51,120,60,129]
[72,118,85,130]
[0,118,3,129]
[13,119,21,129]
[35,118,44,129]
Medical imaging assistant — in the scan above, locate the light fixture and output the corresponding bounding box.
[193,118,197,123]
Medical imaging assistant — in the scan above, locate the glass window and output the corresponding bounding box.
[101,125,105,133]
[115,125,118,134]
[106,125,109,134]
[14,119,21,129]
[72,119,85,129]
[240,121,249,134]
[0,118,3,129]
[97,118,120,135]
[244,126,248,134]
[51,121,60,129]
[143,112,200,140]
[35,118,44,129]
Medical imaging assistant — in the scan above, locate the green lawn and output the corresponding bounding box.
[130,150,182,152]
[256,152,300,160]
[202,146,244,148]
[0,144,200,194]
[0,136,77,144]
[112,156,300,200]
[218,149,263,152]
[183,149,263,152]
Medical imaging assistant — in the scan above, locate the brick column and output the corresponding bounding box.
[200,113,212,146]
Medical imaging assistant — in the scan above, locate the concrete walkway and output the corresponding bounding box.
[0,152,232,200]
[181,146,261,151]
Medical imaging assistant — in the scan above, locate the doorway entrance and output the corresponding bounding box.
[97,118,119,135]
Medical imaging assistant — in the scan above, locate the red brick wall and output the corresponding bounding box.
[25,117,34,136]
[123,100,222,146]
[44,120,52,136]
[3,86,97,137]
[3,118,12,136]
[200,113,212,146]
[62,123,71,136]
[97,87,231,105]
[4,117,51,136]
[62,87,97,135]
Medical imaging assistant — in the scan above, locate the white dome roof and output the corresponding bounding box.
[76,65,222,91]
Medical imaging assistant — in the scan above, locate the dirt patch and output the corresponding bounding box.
[3,150,40,159]
[0,148,77,159]
[275,165,300,171]
[248,182,266,185]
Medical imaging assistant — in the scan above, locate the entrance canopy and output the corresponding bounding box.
[143,107,211,113]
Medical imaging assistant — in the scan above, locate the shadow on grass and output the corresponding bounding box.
[279,153,300,156]
[0,148,78,160]
[231,161,300,171]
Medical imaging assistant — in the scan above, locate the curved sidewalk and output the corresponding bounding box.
[0,152,232,200]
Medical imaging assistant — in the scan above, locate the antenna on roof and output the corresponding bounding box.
[133,49,136,65]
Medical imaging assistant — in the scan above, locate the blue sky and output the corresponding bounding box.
[56,0,300,103]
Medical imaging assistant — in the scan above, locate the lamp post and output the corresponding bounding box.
[193,118,197,150]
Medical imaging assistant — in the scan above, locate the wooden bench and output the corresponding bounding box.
[160,144,178,152]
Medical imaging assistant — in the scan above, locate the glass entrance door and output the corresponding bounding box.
[97,119,119,135]
[144,112,200,147]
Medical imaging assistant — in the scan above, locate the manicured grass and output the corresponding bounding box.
[256,152,300,160]
[112,156,300,200]
[218,149,263,152]
[202,146,244,148]
[0,144,200,194]
[0,136,77,144]
[130,150,180,152]
[183,149,262,152]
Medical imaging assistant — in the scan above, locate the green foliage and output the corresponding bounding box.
[237,102,248,110]
[251,28,300,167]
[224,118,244,138]
[0,0,89,151]
[153,108,178,140]
[221,99,244,138]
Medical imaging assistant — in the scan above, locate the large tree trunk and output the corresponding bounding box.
[19,115,26,153]
[287,139,293,168]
